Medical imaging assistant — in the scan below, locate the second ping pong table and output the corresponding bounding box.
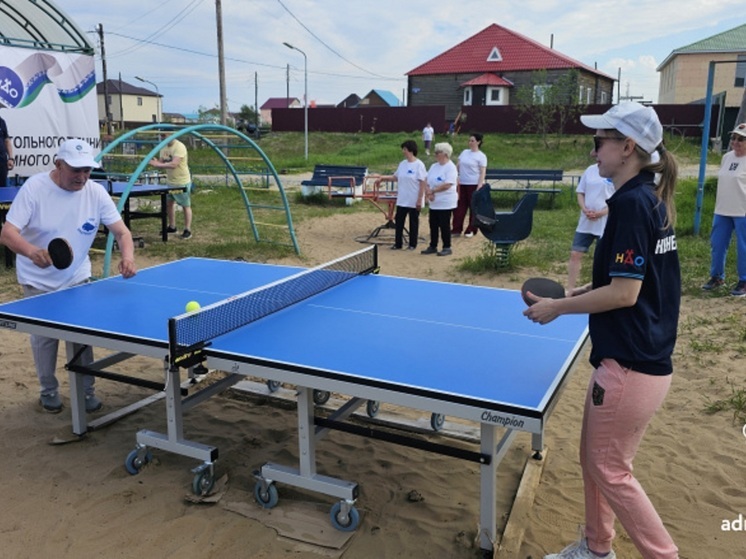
[97,179,187,243]
[0,245,588,554]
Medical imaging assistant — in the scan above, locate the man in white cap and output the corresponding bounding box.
[0,139,138,414]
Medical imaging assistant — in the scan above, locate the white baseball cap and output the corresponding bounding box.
[580,102,663,154]
[55,139,101,168]
[730,123,746,138]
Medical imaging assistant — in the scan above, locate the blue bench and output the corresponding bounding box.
[301,165,368,199]
[485,168,564,207]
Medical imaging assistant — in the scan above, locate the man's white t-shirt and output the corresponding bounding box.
[394,158,427,208]
[715,150,746,217]
[7,172,123,291]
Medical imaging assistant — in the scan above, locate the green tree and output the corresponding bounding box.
[197,105,221,124]
[237,104,258,124]
[514,69,585,149]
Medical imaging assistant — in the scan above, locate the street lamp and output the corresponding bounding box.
[283,42,308,160]
[135,76,161,123]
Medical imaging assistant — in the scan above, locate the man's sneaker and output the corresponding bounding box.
[464,232,475,238]
[85,395,103,413]
[730,280,746,297]
[702,277,725,291]
[545,537,616,559]
[39,392,62,414]
[421,246,438,255]
[181,229,192,239]
[406,246,416,250]
[165,226,178,234]
[437,248,452,256]
[390,244,402,250]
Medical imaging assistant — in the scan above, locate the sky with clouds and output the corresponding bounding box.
[56,0,745,115]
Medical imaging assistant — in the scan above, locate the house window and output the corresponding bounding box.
[735,54,746,88]
[533,84,549,104]
[137,97,143,106]
[463,87,472,106]
[490,88,500,102]
[586,87,592,104]
[601,91,607,104]
[485,87,503,106]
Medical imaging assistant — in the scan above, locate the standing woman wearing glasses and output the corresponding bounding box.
[701,122,746,296]
[524,102,680,559]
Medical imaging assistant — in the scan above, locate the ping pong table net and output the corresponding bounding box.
[168,245,379,369]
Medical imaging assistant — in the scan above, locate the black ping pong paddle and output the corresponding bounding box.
[521,277,565,306]
[48,238,73,270]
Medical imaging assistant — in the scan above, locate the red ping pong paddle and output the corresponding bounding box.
[48,238,73,270]
[521,277,565,306]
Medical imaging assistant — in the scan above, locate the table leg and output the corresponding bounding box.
[479,425,518,552]
[66,341,87,436]
[160,193,168,242]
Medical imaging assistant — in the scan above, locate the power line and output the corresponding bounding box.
[108,0,205,59]
[103,30,401,82]
[275,0,397,80]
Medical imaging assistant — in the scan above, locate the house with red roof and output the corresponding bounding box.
[407,24,615,120]
[260,97,301,126]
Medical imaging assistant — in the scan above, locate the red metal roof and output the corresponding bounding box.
[408,23,612,79]
[260,97,299,110]
[460,73,514,87]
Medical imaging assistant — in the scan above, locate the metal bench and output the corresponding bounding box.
[300,164,368,200]
[484,168,563,207]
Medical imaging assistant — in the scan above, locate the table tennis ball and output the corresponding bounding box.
[185,301,201,313]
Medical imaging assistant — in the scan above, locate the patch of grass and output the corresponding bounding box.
[704,378,746,424]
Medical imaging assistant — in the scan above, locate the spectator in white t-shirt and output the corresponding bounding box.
[373,140,427,250]
[566,163,616,292]
[421,142,458,256]
[452,133,487,238]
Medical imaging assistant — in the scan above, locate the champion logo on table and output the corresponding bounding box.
[481,411,525,429]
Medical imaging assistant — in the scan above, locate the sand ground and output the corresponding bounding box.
[0,207,744,559]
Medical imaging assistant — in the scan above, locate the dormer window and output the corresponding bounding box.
[487,47,502,62]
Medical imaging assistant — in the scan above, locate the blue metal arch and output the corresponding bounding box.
[96,123,299,277]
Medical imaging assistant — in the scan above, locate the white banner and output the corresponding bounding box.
[0,46,100,178]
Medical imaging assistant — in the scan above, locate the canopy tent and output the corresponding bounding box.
[1,0,99,177]
[0,0,93,54]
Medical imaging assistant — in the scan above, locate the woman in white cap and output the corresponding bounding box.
[524,102,680,559]
[701,122,746,296]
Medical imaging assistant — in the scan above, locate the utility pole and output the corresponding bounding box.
[283,42,308,160]
[286,64,290,107]
[97,24,113,136]
[118,72,124,130]
[254,71,259,131]
[215,0,227,125]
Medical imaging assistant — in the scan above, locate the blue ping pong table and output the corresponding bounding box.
[0,246,588,553]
